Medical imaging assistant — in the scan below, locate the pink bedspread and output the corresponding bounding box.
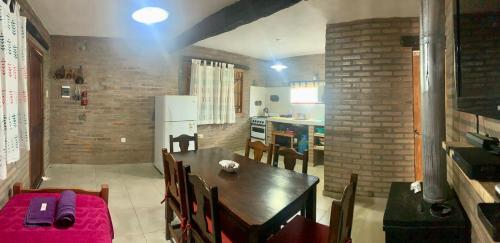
[0,193,113,243]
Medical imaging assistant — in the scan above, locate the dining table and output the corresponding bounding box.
[172,147,319,243]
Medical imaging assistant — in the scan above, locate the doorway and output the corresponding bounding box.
[28,43,44,189]
[412,50,422,181]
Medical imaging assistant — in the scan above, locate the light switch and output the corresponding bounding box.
[121,137,126,143]
[198,134,204,139]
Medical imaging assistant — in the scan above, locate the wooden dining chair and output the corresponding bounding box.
[272,145,309,174]
[162,149,189,242]
[244,138,273,164]
[170,134,199,153]
[267,174,358,243]
[182,166,233,243]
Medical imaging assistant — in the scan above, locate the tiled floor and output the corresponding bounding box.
[41,150,387,243]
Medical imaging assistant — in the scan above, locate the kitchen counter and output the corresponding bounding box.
[266,118,325,166]
[267,117,325,126]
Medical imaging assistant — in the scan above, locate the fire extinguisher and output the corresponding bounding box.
[81,91,88,106]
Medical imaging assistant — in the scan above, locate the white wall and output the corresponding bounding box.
[250,86,325,120]
[292,104,325,121]
[249,86,267,117]
[266,87,292,115]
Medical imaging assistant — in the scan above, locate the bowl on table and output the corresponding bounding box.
[219,160,240,173]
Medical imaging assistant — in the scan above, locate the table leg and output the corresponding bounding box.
[305,185,317,220]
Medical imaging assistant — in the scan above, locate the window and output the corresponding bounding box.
[290,81,324,104]
[291,87,319,104]
[182,61,244,114]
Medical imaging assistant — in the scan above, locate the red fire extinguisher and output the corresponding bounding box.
[81,91,88,106]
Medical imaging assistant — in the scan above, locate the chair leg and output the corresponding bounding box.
[165,203,173,240]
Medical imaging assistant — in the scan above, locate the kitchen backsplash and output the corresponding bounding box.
[250,85,325,120]
[291,104,325,121]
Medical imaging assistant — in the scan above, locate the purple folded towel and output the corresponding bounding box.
[25,197,57,227]
[55,190,76,227]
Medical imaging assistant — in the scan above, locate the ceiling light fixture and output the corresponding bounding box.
[271,63,288,72]
[132,7,169,25]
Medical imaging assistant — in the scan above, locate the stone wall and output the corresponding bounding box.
[444,0,500,242]
[324,18,419,198]
[0,0,50,207]
[49,37,268,164]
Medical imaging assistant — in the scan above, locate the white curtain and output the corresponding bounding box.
[0,1,29,180]
[190,59,235,125]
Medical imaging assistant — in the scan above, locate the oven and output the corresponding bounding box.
[251,124,266,140]
[250,117,267,141]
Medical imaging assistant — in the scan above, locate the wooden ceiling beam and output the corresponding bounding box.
[169,0,301,51]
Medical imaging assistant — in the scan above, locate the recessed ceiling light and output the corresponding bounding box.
[271,63,287,72]
[132,7,169,25]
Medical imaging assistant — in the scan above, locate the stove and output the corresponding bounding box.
[383,182,470,243]
[250,116,267,141]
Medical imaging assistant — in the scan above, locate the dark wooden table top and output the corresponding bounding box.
[172,147,319,228]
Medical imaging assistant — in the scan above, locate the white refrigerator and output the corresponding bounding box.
[154,95,198,174]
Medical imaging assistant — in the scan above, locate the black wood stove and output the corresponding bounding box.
[383,182,471,243]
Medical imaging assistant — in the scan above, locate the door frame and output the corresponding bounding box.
[412,50,422,181]
[28,40,44,189]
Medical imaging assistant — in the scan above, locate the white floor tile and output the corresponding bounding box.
[42,159,386,242]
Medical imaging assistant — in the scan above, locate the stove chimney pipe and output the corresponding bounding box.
[420,0,448,203]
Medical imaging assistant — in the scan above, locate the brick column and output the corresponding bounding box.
[308,125,315,165]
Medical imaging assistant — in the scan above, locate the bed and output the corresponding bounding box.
[0,183,114,243]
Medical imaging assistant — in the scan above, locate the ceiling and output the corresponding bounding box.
[27,0,237,38]
[28,0,419,60]
[196,0,420,59]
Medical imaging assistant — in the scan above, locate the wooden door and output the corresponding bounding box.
[412,51,422,181]
[28,44,44,189]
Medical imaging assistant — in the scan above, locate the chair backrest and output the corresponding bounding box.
[162,149,188,218]
[183,166,221,243]
[244,138,273,164]
[170,134,199,153]
[329,174,358,243]
[272,145,308,174]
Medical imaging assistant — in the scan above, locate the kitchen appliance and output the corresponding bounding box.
[250,116,267,142]
[154,95,198,174]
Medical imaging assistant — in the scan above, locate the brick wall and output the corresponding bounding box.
[458,12,500,98]
[444,0,500,242]
[49,37,267,164]
[0,0,50,207]
[324,18,419,198]
[179,46,269,151]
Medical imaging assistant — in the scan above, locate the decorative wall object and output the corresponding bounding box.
[53,65,84,84]
[54,66,65,79]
